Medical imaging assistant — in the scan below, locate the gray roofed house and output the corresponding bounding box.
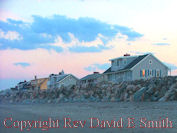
[80,72,103,85]
[103,53,169,82]
[47,70,78,89]
[17,80,31,90]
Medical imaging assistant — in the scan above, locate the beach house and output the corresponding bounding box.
[103,53,169,82]
[47,70,78,89]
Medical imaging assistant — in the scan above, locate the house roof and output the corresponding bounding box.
[104,54,149,74]
[49,73,78,83]
[80,73,101,81]
[109,55,138,61]
[56,75,68,82]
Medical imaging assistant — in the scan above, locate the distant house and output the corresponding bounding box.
[47,70,78,89]
[17,80,31,90]
[80,72,103,85]
[30,76,48,90]
[10,86,18,91]
[103,53,169,83]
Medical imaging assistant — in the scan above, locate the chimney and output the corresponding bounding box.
[59,70,64,75]
[124,53,130,56]
[93,72,99,74]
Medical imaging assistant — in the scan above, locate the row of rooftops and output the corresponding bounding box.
[80,53,150,81]
[16,53,170,87]
[104,54,149,74]
[17,53,145,84]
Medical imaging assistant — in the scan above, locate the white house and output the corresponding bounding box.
[47,70,78,89]
[79,72,103,85]
[103,53,170,82]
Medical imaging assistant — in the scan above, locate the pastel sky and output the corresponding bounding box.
[0,0,177,90]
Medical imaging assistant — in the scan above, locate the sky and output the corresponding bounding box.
[0,0,177,90]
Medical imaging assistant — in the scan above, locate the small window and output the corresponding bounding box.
[149,60,152,64]
[156,69,160,77]
[124,59,127,65]
[112,60,114,65]
[140,69,145,77]
[117,60,119,66]
[142,70,145,77]
[149,69,152,77]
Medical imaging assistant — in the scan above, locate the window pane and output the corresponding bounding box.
[142,69,145,77]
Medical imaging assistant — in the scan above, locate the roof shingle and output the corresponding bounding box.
[80,74,101,81]
[103,54,148,74]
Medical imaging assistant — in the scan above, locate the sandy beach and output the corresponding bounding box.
[0,102,177,133]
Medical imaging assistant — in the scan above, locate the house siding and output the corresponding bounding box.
[47,73,78,89]
[57,75,78,88]
[124,71,132,81]
[105,71,132,83]
[132,54,168,80]
[104,54,168,83]
[40,78,48,90]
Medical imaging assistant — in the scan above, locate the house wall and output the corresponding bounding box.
[57,75,78,88]
[31,78,48,90]
[40,78,48,90]
[103,74,108,81]
[80,79,96,84]
[97,75,104,82]
[106,71,132,83]
[79,74,103,85]
[132,54,168,80]
[17,82,26,90]
[124,71,132,81]
[47,75,57,89]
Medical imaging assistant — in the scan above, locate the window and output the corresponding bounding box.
[149,60,152,64]
[149,69,152,77]
[117,60,120,66]
[112,60,115,65]
[112,74,116,81]
[140,69,145,77]
[156,69,160,77]
[142,69,145,77]
[123,59,127,65]
[108,75,112,80]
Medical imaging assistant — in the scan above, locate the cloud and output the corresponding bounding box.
[14,62,31,67]
[153,43,170,46]
[31,15,142,42]
[129,51,154,55]
[85,66,96,72]
[69,45,111,53]
[0,15,142,52]
[0,18,59,51]
[85,63,110,72]
[164,62,177,70]
[0,29,22,40]
[50,33,111,53]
